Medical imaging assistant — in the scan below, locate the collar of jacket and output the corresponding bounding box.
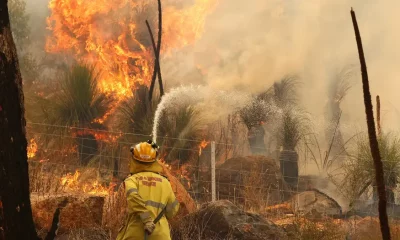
[129,158,164,175]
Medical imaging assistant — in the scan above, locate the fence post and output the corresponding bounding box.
[211,141,216,202]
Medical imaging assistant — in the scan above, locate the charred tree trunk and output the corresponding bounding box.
[247,125,267,155]
[377,95,381,136]
[0,1,39,239]
[279,149,298,188]
[76,133,98,166]
[351,8,391,239]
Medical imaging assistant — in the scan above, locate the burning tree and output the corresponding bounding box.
[38,0,218,170]
[45,0,217,102]
[41,64,112,165]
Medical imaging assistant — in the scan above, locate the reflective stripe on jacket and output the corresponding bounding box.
[116,171,180,240]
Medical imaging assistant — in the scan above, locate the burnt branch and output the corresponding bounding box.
[351,8,391,240]
[156,0,163,96]
[148,0,164,102]
[377,95,381,137]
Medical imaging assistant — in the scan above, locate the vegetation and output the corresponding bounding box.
[278,108,309,151]
[116,84,158,137]
[239,76,301,155]
[325,66,354,157]
[340,133,400,205]
[41,64,112,165]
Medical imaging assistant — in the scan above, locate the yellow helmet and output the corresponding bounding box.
[130,140,159,163]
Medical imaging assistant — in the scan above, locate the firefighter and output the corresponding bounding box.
[116,140,180,240]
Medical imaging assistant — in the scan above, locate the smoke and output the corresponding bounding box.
[163,0,400,136]
[25,0,49,56]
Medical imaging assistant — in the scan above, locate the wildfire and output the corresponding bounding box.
[159,158,171,170]
[72,128,122,143]
[160,159,193,189]
[27,138,38,159]
[46,0,218,103]
[60,170,114,195]
[198,139,209,156]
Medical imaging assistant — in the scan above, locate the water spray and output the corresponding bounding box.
[151,85,251,142]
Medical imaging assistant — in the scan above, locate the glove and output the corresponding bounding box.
[144,220,156,235]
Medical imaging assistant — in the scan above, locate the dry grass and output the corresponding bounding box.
[275,216,346,240]
[293,217,345,240]
[346,217,400,240]
[29,163,124,239]
[29,157,400,240]
[242,163,271,214]
[55,227,110,240]
[102,184,127,239]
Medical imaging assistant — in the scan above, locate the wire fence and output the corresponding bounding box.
[26,122,400,221]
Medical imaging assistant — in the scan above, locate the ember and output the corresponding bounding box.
[198,139,209,156]
[27,138,38,159]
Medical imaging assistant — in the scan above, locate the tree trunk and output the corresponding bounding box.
[351,9,391,239]
[77,133,98,166]
[279,149,299,188]
[324,101,346,157]
[247,125,267,155]
[0,1,39,239]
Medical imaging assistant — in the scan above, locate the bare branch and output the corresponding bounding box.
[148,0,164,102]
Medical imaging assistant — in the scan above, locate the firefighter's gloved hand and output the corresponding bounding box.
[144,220,155,235]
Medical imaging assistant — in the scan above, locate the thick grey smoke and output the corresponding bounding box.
[164,0,400,136]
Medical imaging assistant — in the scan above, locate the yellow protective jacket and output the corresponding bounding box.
[116,162,179,240]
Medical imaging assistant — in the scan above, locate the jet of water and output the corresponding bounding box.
[151,85,251,142]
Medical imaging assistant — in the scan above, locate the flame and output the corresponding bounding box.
[160,158,193,189]
[46,0,218,105]
[60,170,114,195]
[72,128,122,143]
[159,158,171,170]
[27,138,38,159]
[198,139,209,156]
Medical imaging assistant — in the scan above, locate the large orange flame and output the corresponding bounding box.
[46,0,218,102]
